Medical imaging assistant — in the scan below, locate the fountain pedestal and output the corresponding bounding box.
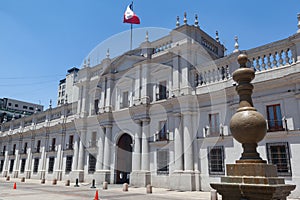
[210,54,295,200]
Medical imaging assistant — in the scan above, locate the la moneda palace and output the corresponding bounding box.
[1,13,300,198]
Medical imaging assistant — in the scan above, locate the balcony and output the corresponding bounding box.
[0,151,5,157]
[8,151,15,156]
[267,120,285,132]
[156,92,168,101]
[88,141,97,148]
[154,131,169,142]
[19,149,27,155]
[65,143,74,151]
[204,126,220,137]
[32,147,41,154]
[47,145,56,152]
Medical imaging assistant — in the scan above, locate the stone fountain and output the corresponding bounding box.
[210,54,296,200]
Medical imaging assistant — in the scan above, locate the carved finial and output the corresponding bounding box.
[233,36,239,53]
[216,31,219,42]
[83,59,87,68]
[194,14,199,28]
[238,53,248,68]
[297,13,300,33]
[184,12,187,25]
[87,57,90,67]
[49,99,52,109]
[145,31,149,42]
[176,16,180,27]
[106,49,110,59]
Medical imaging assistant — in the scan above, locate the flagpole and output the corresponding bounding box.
[130,1,134,50]
[130,23,133,50]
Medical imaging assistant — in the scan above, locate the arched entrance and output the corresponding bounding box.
[116,133,132,184]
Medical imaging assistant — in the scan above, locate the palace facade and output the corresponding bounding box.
[1,14,300,198]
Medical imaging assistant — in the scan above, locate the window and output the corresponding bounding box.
[9,159,14,173]
[156,121,168,141]
[23,105,28,109]
[267,104,284,131]
[0,160,4,172]
[157,150,169,175]
[8,103,11,106]
[209,113,220,136]
[94,99,99,114]
[23,142,27,154]
[157,81,167,100]
[208,146,225,175]
[65,156,73,173]
[36,140,41,153]
[194,72,199,87]
[15,104,18,108]
[89,132,97,148]
[88,154,96,174]
[20,159,26,173]
[266,142,292,176]
[50,138,56,151]
[67,135,74,150]
[33,158,39,173]
[2,146,6,156]
[12,144,16,155]
[29,107,34,110]
[121,91,129,108]
[48,157,55,173]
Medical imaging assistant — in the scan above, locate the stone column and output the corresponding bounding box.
[183,113,193,171]
[103,126,112,170]
[105,77,112,111]
[72,134,79,171]
[172,56,180,96]
[174,113,183,171]
[141,119,150,171]
[132,121,141,171]
[96,127,105,171]
[77,131,86,171]
[25,139,33,179]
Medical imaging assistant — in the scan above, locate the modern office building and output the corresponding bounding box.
[1,13,300,198]
[0,98,43,123]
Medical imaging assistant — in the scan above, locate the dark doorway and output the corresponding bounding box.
[116,134,132,184]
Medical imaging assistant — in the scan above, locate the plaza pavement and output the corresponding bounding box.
[0,177,213,200]
[0,177,299,200]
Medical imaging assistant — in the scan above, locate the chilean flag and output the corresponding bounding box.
[123,3,140,24]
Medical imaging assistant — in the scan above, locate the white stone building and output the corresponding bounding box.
[1,14,300,198]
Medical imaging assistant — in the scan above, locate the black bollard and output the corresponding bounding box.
[74,178,79,187]
[90,179,96,188]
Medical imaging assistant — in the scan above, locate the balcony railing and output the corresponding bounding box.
[8,151,15,156]
[32,147,41,154]
[47,145,56,152]
[156,92,168,101]
[155,131,169,142]
[65,143,74,150]
[19,149,27,155]
[89,141,97,148]
[267,119,285,132]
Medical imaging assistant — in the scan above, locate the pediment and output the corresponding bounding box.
[103,54,146,74]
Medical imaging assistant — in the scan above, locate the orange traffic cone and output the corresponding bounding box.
[13,182,17,190]
[94,190,99,200]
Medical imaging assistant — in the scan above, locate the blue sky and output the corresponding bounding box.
[0,0,299,109]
